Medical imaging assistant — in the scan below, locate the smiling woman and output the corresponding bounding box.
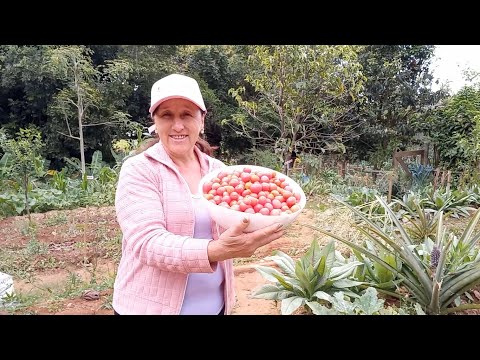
[111,73,285,315]
[153,98,205,170]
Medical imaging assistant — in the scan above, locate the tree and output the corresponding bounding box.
[226,45,365,172]
[45,46,134,175]
[349,45,443,166]
[0,45,61,142]
[426,87,480,175]
[183,45,251,157]
[0,127,44,223]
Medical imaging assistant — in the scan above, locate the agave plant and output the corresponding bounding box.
[309,287,414,315]
[352,240,403,291]
[394,197,440,243]
[252,240,363,315]
[408,163,433,193]
[425,187,476,218]
[305,196,480,315]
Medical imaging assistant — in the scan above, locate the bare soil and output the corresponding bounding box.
[2,201,479,315]
[0,205,322,315]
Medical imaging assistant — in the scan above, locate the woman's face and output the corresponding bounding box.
[152,98,205,159]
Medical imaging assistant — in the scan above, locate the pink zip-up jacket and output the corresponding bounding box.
[112,141,235,315]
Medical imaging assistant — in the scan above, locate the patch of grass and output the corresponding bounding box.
[98,269,116,290]
[25,238,48,256]
[59,271,83,298]
[97,229,122,262]
[0,291,41,314]
[19,220,37,237]
[45,212,68,227]
[0,247,36,279]
[36,256,64,271]
[9,268,119,314]
[100,292,113,310]
[233,255,262,266]
[45,298,67,313]
[74,241,90,250]
[66,221,83,237]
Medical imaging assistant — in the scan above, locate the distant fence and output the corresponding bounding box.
[289,151,464,202]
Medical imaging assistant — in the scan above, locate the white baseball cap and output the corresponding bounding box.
[149,73,207,116]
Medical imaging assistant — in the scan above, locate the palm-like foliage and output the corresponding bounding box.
[306,196,480,314]
[394,197,439,243]
[425,188,476,218]
[352,240,403,291]
[252,240,363,315]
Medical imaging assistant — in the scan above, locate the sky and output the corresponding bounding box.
[430,45,480,93]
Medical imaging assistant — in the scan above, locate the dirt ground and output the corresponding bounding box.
[2,203,479,315]
[0,205,323,315]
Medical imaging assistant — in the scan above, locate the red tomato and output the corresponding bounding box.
[250,183,262,194]
[253,204,264,213]
[285,196,296,207]
[259,207,270,215]
[240,173,251,183]
[204,167,302,217]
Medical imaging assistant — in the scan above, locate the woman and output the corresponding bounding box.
[112,74,284,315]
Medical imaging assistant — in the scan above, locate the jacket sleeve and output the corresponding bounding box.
[115,156,214,274]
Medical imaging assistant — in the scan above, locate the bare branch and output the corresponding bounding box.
[82,121,124,127]
[64,97,78,109]
[64,116,73,137]
[57,131,80,140]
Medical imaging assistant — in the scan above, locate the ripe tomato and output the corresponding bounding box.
[203,166,302,217]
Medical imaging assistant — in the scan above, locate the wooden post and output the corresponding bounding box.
[341,160,346,178]
[446,170,451,192]
[388,172,393,203]
[433,167,440,190]
[425,143,430,165]
[440,170,446,188]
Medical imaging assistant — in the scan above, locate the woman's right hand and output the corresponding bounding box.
[208,218,284,263]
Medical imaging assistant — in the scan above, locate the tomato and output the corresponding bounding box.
[259,207,270,215]
[286,196,297,207]
[240,173,251,183]
[203,166,302,217]
[250,183,262,194]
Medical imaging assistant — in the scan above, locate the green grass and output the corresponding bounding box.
[44,212,68,227]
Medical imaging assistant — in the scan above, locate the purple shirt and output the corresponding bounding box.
[179,193,225,315]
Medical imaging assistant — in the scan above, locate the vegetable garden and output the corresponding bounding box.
[1,45,480,314]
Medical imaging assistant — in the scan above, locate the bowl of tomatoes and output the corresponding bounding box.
[198,165,306,232]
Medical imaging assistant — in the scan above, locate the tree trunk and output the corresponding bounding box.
[74,62,86,176]
[24,172,31,224]
[79,112,86,176]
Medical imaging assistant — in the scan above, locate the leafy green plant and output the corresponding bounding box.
[344,188,386,218]
[425,187,476,218]
[352,240,403,291]
[240,148,282,171]
[0,291,40,313]
[306,196,480,314]
[292,173,331,197]
[408,163,433,193]
[51,169,67,192]
[308,287,411,315]
[0,128,45,223]
[394,197,439,243]
[252,240,363,314]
